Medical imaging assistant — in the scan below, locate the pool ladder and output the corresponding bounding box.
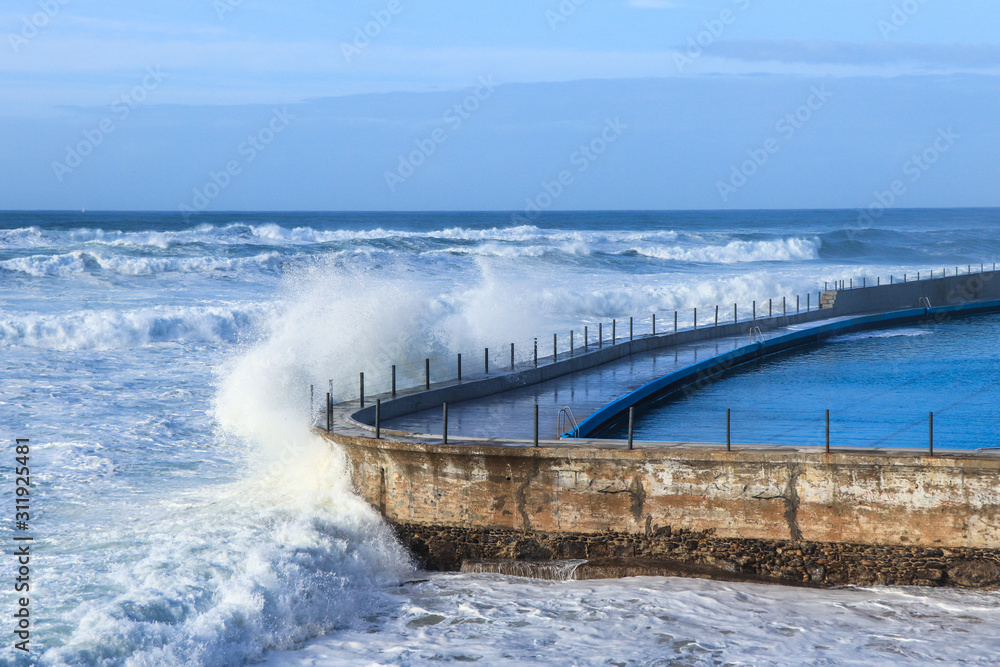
[919,297,932,309]
[558,406,579,436]
[749,326,764,344]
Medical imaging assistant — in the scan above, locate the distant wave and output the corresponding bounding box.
[621,237,821,264]
[0,304,265,349]
[0,223,684,250]
[422,240,594,258]
[0,251,285,277]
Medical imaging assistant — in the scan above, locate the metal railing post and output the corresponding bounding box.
[726,408,731,452]
[627,407,635,450]
[825,409,830,454]
[534,404,539,447]
[929,412,934,456]
[326,392,332,432]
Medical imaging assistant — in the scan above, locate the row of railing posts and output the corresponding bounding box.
[324,379,940,455]
[422,404,938,454]
[828,264,995,292]
[324,294,821,430]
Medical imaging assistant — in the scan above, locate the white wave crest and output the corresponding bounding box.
[423,240,593,259]
[0,251,88,276]
[625,237,821,264]
[0,222,685,251]
[0,251,284,277]
[0,304,265,350]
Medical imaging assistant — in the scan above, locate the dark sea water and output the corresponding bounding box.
[3,209,1000,665]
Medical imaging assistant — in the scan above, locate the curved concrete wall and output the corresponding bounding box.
[323,432,1000,551]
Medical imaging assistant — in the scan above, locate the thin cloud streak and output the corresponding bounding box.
[711,39,1000,68]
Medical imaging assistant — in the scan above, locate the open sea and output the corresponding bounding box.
[2,209,1000,666]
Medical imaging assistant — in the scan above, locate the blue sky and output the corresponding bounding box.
[2,0,998,210]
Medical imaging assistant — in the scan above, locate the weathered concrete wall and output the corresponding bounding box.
[326,434,1000,550]
[324,433,1000,585]
[825,268,1000,314]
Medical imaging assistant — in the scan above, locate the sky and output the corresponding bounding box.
[1,0,998,211]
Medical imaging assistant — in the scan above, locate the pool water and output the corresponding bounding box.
[612,313,1000,450]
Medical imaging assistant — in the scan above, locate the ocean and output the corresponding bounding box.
[2,209,1000,665]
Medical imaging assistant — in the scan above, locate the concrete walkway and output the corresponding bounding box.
[380,327,787,441]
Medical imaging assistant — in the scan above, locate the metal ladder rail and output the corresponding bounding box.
[558,406,579,436]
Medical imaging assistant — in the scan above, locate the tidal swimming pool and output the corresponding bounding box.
[609,312,1000,450]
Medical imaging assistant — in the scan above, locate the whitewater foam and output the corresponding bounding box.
[0,250,285,277]
[624,237,821,264]
[261,575,1000,667]
[0,303,266,349]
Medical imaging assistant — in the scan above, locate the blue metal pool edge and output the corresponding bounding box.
[567,299,1000,439]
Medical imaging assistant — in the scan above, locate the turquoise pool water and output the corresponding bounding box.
[612,313,1000,450]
